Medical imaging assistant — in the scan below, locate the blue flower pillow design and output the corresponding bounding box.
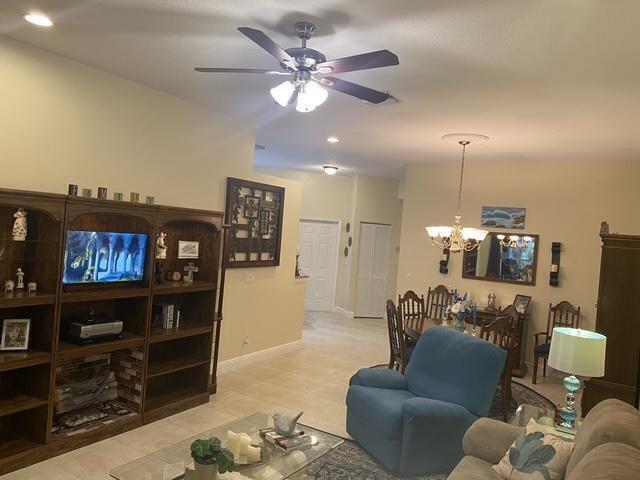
[493,419,574,480]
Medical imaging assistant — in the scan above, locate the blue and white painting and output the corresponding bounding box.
[481,207,526,229]
[63,231,147,284]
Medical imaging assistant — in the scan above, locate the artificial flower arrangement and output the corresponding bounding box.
[446,289,473,319]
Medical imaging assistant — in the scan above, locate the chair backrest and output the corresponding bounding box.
[425,284,451,320]
[404,326,507,417]
[547,301,581,335]
[479,314,518,375]
[398,290,426,332]
[497,304,520,323]
[386,299,404,359]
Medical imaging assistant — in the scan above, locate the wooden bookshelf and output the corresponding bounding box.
[0,188,225,475]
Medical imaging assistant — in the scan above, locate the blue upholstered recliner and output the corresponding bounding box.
[346,326,507,476]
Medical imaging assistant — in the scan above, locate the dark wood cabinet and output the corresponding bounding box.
[0,188,224,474]
[582,231,640,415]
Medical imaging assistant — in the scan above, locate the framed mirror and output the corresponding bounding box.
[462,233,539,286]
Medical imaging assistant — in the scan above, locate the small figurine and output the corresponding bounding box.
[154,262,166,285]
[97,187,108,200]
[12,208,27,241]
[15,268,25,289]
[183,262,198,283]
[487,292,497,311]
[156,232,167,259]
[4,280,15,295]
[27,282,37,294]
[273,412,304,436]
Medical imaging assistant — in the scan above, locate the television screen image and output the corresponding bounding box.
[63,231,147,284]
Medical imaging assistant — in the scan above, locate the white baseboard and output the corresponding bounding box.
[217,340,303,374]
[332,306,354,318]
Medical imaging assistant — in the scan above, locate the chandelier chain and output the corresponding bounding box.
[456,141,468,214]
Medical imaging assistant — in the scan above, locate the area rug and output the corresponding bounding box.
[295,439,447,480]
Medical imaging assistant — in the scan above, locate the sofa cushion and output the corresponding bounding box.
[405,326,506,417]
[492,418,574,480]
[566,398,640,476]
[448,455,503,480]
[567,442,640,480]
[346,385,415,440]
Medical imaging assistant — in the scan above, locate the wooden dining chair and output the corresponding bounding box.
[386,299,410,373]
[479,314,518,421]
[398,290,426,342]
[425,284,452,321]
[533,301,581,384]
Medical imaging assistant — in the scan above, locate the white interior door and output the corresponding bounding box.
[355,223,391,318]
[299,220,339,311]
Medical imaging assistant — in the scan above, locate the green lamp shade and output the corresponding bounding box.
[548,327,606,377]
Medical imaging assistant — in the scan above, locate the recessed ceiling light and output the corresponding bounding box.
[323,165,339,175]
[326,136,340,144]
[24,13,53,27]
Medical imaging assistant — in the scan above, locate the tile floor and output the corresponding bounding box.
[2,311,568,480]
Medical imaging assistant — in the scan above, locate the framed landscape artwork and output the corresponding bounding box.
[224,178,285,268]
[481,206,526,229]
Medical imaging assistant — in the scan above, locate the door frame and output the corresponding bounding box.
[299,217,342,312]
[355,221,392,318]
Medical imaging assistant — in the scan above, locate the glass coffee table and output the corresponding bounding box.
[110,413,344,480]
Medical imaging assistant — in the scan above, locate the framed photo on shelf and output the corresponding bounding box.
[513,294,532,313]
[0,318,31,351]
[178,240,199,259]
[243,195,260,219]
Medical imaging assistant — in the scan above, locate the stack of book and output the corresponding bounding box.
[152,302,182,330]
[259,428,313,454]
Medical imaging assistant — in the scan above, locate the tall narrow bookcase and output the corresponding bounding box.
[0,189,224,474]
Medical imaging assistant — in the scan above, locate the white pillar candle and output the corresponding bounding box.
[239,434,251,456]
[227,431,241,460]
[246,445,261,463]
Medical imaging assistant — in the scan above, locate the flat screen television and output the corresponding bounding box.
[63,230,148,284]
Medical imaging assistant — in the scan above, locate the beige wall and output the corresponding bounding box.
[397,159,640,363]
[258,169,403,314]
[0,37,305,362]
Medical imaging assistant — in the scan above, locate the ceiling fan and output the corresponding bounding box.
[195,21,399,113]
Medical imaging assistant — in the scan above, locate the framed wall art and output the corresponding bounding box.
[481,206,526,229]
[225,178,285,268]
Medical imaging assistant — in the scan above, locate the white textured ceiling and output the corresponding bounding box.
[2,0,639,177]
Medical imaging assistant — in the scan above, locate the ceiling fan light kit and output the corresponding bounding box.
[196,21,399,113]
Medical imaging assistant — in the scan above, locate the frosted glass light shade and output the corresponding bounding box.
[270,81,295,106]
[548,327,606,377]
[461,228,489,242]
[296,82,328,112]
[425,226,453,238]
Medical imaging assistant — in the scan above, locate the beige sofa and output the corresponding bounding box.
[447,398,640,479]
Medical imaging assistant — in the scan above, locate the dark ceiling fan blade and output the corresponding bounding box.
[195,67,289,75]
[237,27,298,70]
[316,49,398,75]
[319,77,390,104]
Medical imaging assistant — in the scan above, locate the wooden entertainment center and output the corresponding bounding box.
[0,188,225,474]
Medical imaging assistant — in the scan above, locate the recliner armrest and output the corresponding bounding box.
[400,397,478,475]
[462,418,524,464]
[349,368,408,390]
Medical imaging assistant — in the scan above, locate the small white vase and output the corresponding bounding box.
[193,462,218,480]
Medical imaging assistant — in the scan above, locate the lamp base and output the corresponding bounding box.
[555,374,581,435]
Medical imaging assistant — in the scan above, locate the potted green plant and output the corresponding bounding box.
[190,437,234,480]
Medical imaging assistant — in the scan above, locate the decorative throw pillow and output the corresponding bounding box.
[492,418,574,480]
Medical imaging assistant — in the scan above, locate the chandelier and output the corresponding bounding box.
[497,234,533,249]
[425,134,489,253]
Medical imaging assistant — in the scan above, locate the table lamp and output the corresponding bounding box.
[548,327,606,434]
